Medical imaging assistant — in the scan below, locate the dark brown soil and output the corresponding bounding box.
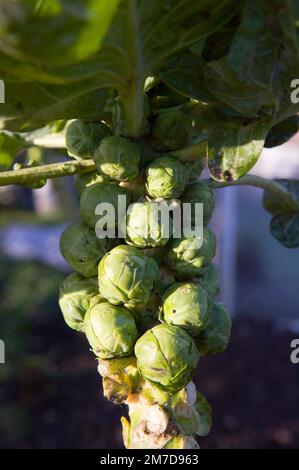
[198,319,299,449]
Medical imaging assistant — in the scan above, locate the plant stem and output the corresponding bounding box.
[0,159,96,186]
[0,140,208,187]
[119,80,145,138]
[119,1,145,138]
[204,174,299,211]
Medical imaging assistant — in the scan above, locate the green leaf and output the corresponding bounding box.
[0,131,26,170]
[207,118,270,181]
[265,116,299,148]
[0,0,119,66]
[158,51,216,103]
[205,0,299,121]
[194,392,212,437]
[291,0,299,42]
[0,0,238,71]
[158,10,242,102]
[0,82,111,131]
[0,0,248,135]
[263,179,299,215]
[201,14,242,62]
[270,212,299,248]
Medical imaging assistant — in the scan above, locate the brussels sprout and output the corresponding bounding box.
[135,323,199,393]
[198,263,220,298]
[166,227,216,277]
[145,156,189,199]
[94,136,140,181]
[185,159,204,181]
[84,302,138,359]
[195,302,231,356]
[66,120,111,159]
[98,245,158,307]
[60,222,110,278]
[263,179,299,215]
[126,201,171,248]
[162,283,210,336]
[270,212,299,249]
[80,182,130,230]
[182,181,215,226]
[152,110,192,151]
[74,171,106,196]
[59,273,100,331]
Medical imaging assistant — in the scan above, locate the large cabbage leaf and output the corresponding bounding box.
[0,0,238,132]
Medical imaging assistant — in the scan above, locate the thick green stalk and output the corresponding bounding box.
[205,174,299,212]
[118,0,145,138]
[0,159,96,186]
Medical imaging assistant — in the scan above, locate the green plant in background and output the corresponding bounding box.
[0,0,299,449]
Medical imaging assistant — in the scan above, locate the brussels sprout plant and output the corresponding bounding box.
[0,0,299,450]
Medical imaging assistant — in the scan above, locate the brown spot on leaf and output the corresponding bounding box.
[223,171,234,182]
